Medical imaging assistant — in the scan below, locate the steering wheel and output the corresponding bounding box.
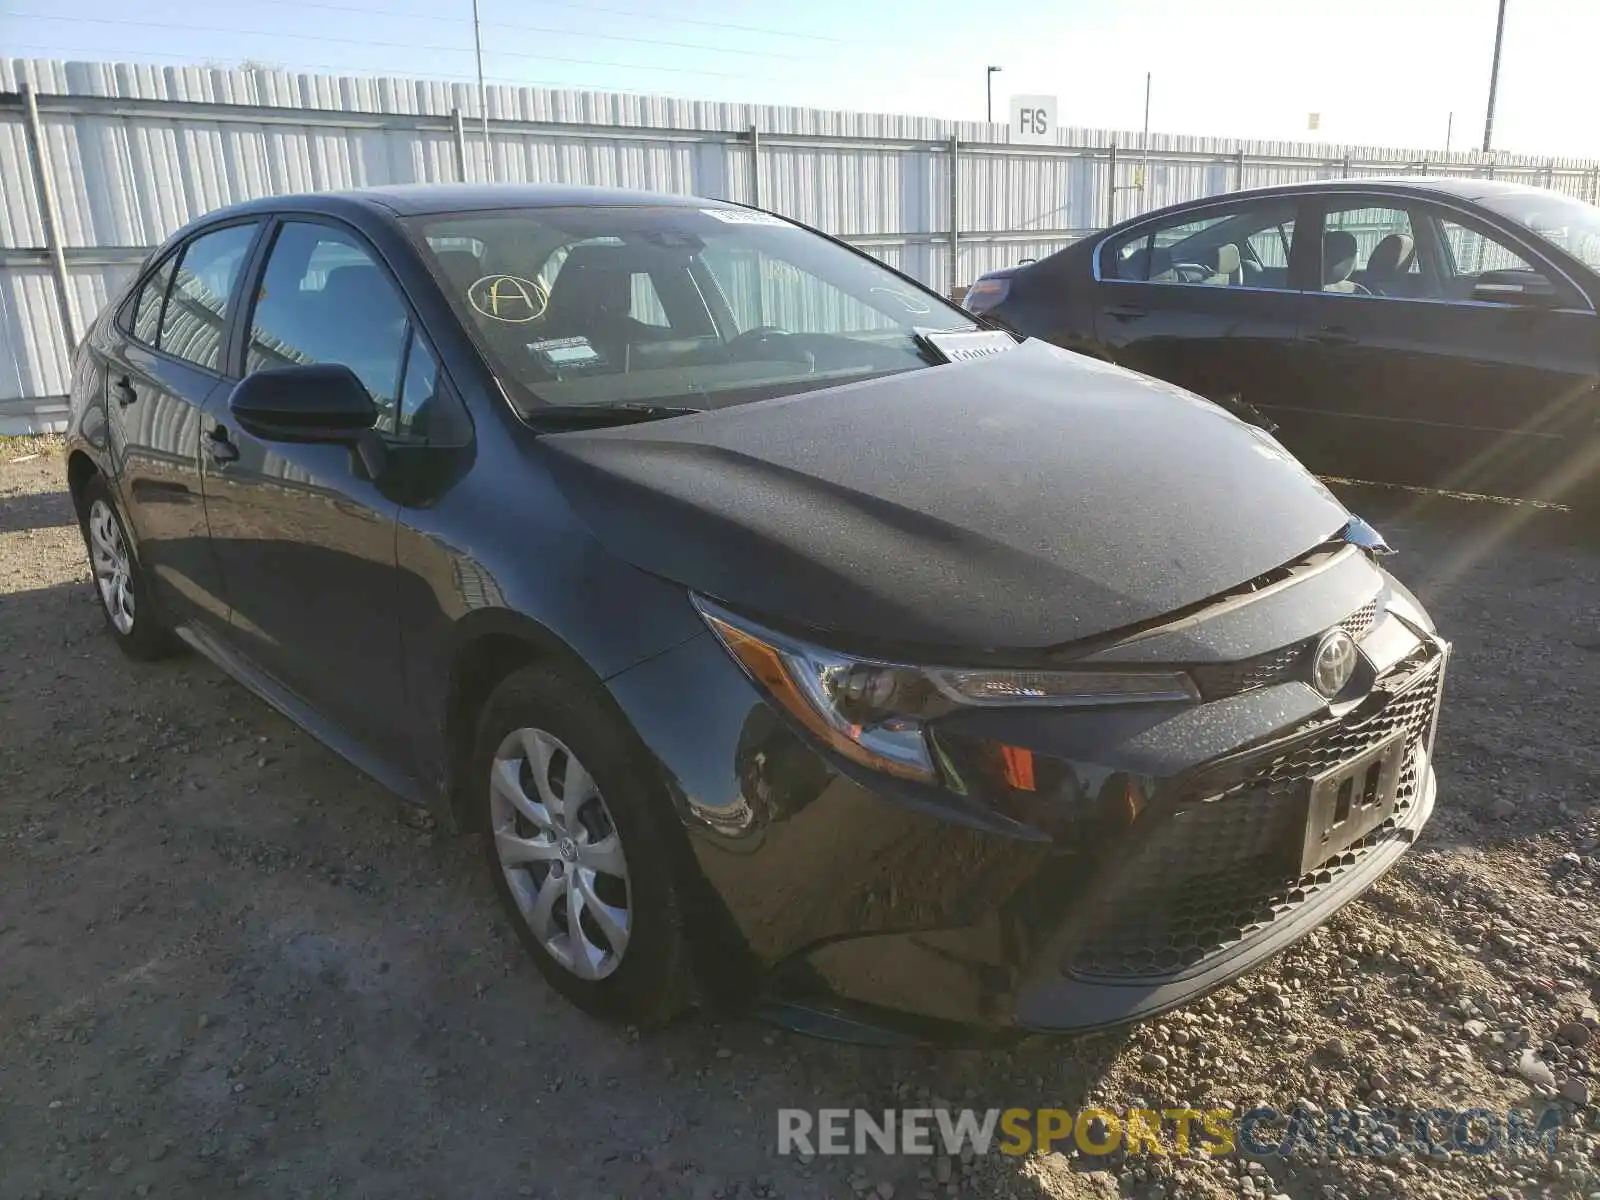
[724,325,800,361]
[1171,262,1213,284]
[726,325,789,348]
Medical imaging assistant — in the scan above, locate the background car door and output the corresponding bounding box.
[104,222,261,628]
[1287,196,1600,501]
[1093,196,1316,414]
[202,217,418,759]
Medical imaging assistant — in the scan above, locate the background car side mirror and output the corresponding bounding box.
[229,364,378,444]
[1471,270,1560,307]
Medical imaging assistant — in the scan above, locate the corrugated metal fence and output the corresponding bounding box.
[5,55,1600,432]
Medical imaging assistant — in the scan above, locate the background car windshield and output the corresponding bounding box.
[1479,191,1600,274]
[410,206,975,410]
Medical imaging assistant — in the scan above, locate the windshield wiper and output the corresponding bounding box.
[523,403,705,430]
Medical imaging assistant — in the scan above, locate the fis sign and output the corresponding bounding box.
[1010,95,1057,144]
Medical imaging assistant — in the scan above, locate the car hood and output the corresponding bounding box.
[538,339,1351,653]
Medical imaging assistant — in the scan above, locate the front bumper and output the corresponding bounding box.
[606,560,1447,1040]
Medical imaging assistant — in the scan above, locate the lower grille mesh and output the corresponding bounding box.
[1065,655,1441,981]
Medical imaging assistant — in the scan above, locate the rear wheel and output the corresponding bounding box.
[78,475,179,660]
[473,664,692,1025]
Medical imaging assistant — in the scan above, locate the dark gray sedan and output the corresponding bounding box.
[63,184,1448,1040]
[967,177,1600,511]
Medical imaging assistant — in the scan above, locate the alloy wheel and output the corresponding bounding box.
[489,727,632,980]
[88,498,136,635]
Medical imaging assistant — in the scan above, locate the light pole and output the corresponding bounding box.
[1482,0,1507,153]
[986,65,1001,124]
[472,0,491,180]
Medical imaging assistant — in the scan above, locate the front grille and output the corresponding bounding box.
[1340,599,1379,642]
[1191,644,1306,702]
[1064,653,1441,981]
[1189,596,1382,702]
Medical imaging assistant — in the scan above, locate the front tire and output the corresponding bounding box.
[472,664,692,1025]
[78,475,179,661]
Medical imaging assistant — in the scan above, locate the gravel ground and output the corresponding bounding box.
[1,434,1597,1200]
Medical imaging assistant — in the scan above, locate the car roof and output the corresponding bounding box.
[1218,175,1550,202]
[196,183,731,225]
[1119,175,1563,226]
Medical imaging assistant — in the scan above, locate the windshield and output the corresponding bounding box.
[1477,190,1600,274]
[408,205,976,412]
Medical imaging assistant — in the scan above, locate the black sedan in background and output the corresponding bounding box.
[967,178,1600,511]
[66,184,1447,1041]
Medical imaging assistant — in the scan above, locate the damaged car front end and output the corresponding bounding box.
[559,342,1449,1041]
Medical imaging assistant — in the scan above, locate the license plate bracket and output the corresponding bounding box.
[1297,732,1406,874]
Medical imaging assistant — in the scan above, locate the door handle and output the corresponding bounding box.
[207,426,240,465]
[1309,326,1359,346]
[112,375,137,407]
[1104,303,1147,322]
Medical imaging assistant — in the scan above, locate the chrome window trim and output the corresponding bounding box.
[1298,288,1595,317]
[1095,276,1594,318]
[1090,188,1597,313]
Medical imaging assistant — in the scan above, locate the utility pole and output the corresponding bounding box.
[472,0,491,181]
[1482,0,1507,153]
[986,65,1001,124]
[1445,111,1454,155]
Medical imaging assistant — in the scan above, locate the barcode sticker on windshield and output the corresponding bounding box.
[921,330,1020,363]
[701,208,790,227]
[528,336,602,369]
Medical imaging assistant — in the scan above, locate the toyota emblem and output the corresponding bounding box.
[1311,629,1359,699]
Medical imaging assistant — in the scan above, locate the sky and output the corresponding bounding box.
[4,0,1599,158]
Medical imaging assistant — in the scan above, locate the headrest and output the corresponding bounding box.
[321,263,385,308]
[546,246,633,323]
[1323,230,1359,284]
[1366,233,1415,277]
[1120,244,1176,281]
[1213,243,1241,276]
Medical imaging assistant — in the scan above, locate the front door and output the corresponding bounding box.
[1094,196,1315,417]
[104,222,261,628]
[201,217,417,759]
[1284,197,1600,501]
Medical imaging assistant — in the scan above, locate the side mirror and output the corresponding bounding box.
[229,364,378,444]
[1471,270,1559,307]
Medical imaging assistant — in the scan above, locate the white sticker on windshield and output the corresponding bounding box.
[921,330,1019,363]
[701,208,790,227]
[527,336,602,368]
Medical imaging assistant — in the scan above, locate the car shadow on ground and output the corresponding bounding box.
[0,485,76,534]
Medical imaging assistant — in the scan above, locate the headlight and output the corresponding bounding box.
[694,597,1198,784]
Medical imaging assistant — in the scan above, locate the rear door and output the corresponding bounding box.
[1288,195,1600,500]
[1092,196,1317,415]
[103,221,263,628]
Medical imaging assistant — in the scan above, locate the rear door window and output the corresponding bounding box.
[127,254,177,347]
[157,223,260,372]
